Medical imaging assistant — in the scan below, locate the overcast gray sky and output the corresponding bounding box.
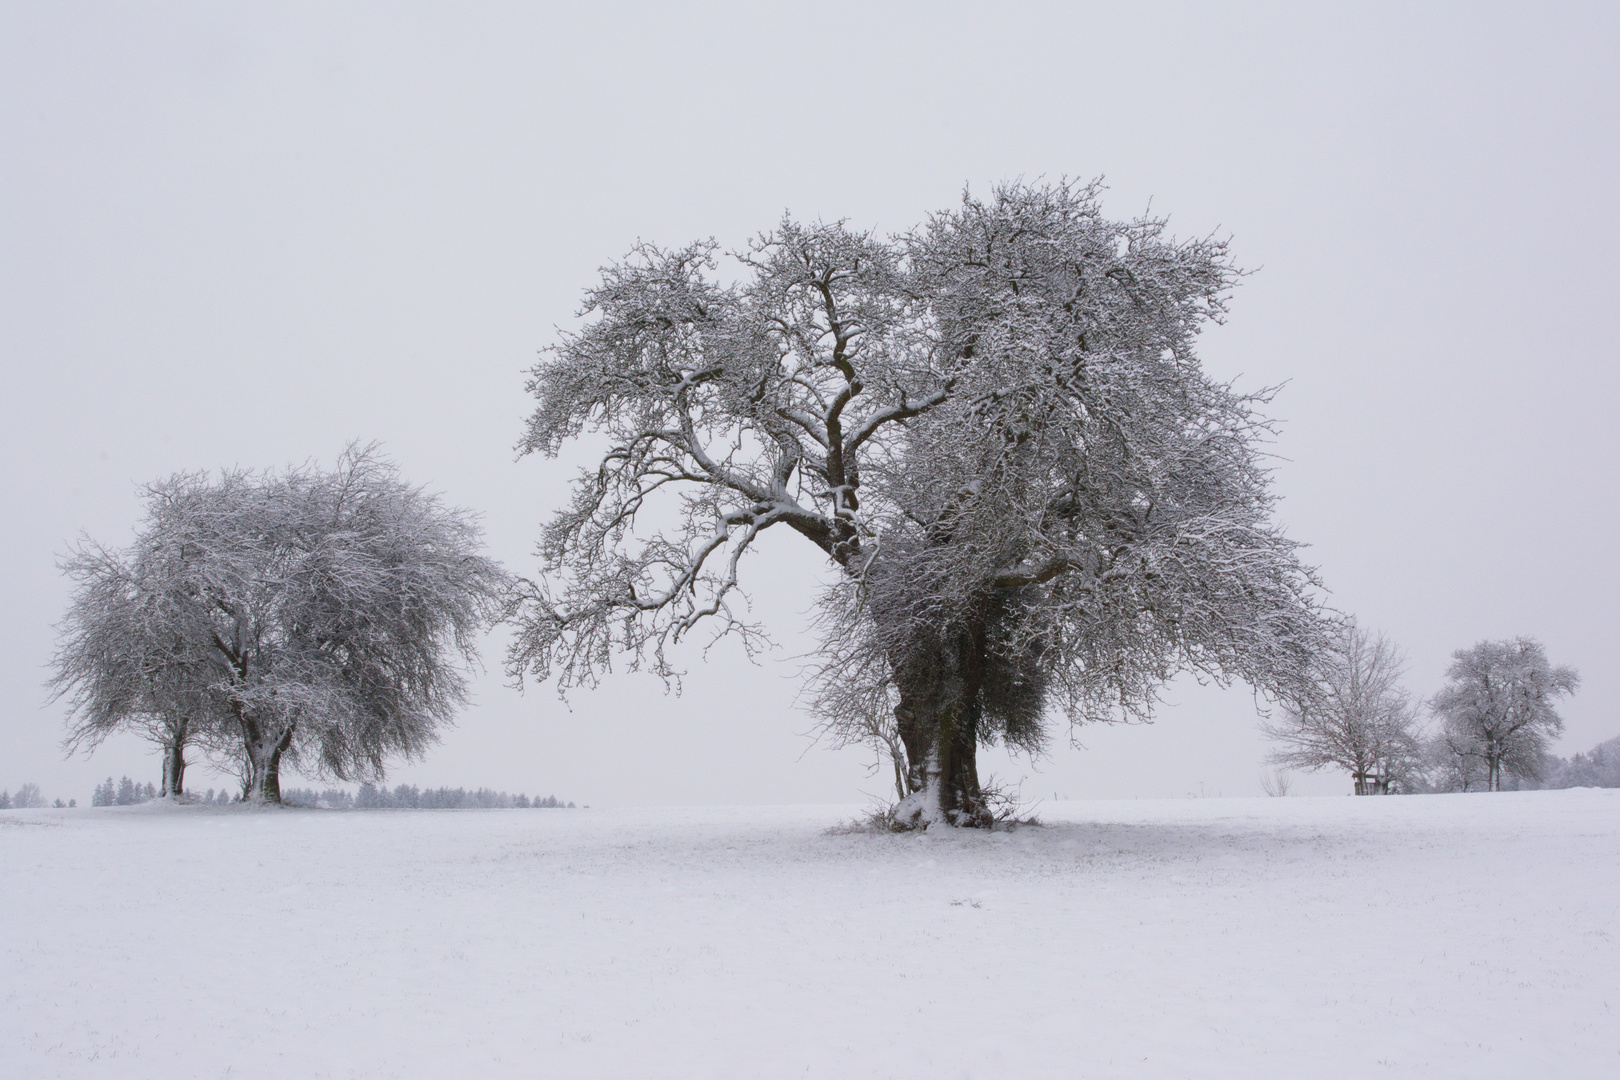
[4,1,1616,806]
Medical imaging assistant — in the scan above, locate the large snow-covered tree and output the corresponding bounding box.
[1429,637,1578,792]
[52,445,508,802]
[510,180,1327,826]
[809,190,1329,824]
[1258,620,1422,794]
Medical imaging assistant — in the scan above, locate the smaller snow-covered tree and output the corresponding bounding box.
[51,445,508,803]
[1259,620,1422,794]
[1430,637,1578,792]
[13,783,48,808]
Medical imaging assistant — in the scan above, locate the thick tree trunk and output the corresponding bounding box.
[161,742,186,798]
[241,721,294,804]
[893,685,987,827]
[889,623,992,829]
[872,582,1047,827]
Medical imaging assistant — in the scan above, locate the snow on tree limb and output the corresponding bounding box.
[52,444,509,802]
[513,180,1331,824]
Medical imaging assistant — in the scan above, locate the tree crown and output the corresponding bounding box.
[512,181,1328,758]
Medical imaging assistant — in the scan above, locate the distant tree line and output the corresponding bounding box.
[85,779,245,806]
[341,784,575,809]
[71,778,577,810]
[1485,735,1620,792]
[91,777,158,805]
[0,783,74,809]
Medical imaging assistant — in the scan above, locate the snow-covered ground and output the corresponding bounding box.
[3,791,1616,1079]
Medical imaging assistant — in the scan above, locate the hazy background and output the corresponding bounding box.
[4,1,1615,806]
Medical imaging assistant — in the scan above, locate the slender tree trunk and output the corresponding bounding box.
[889,744,908,803]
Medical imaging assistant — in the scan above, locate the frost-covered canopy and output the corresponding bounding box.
[512,180,1328,824]
[53,445,508,801]
[1430,637,1579,792]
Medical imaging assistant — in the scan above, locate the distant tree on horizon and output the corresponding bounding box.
[1551,735,1620,788]
[1483,733,1620,791]
[0,787,53,809]
[1260,620,1424,794]
[88,776,156,806]
[12,782,48,808]
[1430,637,1578,792]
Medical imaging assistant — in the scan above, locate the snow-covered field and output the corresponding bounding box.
[3,791,1616,1079]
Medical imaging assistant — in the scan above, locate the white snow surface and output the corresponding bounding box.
[4,791,1617,1079]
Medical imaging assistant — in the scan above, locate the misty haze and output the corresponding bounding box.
[4,4,1616,1078]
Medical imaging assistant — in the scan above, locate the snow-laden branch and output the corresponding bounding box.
[514,181,1331,828]
[52,445,509,802]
